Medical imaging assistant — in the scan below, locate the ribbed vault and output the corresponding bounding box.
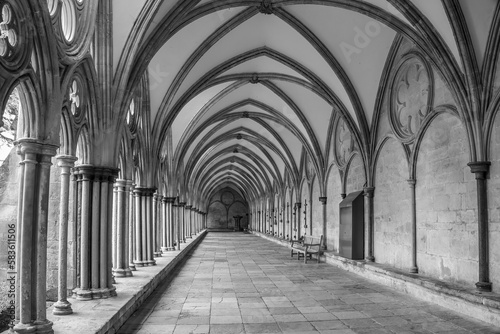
[110,0,498,211]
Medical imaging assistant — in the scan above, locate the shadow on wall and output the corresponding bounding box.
[207,187,249,230]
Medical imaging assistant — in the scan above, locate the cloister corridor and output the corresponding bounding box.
[116,232,500,334]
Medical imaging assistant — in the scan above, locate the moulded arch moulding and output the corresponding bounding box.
[51,0,99,65]
[0,0,33,75]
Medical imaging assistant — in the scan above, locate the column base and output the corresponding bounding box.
[129,263,136,271]
[13,322,36,334]
[52,300,73,315]
[476,281,492,292]
[145,259,156,266]
[154,251,162,257]
[409,267,418,274]
[73,288,93,300]
[113,268,128,277]
[124,268,134,277]
[161,247,168,253]
[73,286,117,300]
[167,247,175,251]
[133,260,146,267]
[365,256,375,262]
[33,319,54,334]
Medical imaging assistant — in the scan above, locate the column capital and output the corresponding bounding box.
[185,205,192,209]
[363,186,375,197]
[319,197,327,204]
[179,202,186,207]
[468,161,491,179]
[164,197,176,203]
[16,138,58,157]
[56,155,78,168]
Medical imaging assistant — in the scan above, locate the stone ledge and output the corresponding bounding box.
[38,231,206,334]
[251,230,500,328]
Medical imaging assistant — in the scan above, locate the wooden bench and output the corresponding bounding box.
[290,235,323,263]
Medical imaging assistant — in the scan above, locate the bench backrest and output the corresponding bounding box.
[303,235,323,251]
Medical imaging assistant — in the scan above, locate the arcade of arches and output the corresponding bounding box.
[0,0,500,333]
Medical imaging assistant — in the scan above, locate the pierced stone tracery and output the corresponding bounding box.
[390,56,432,143]
[0,3,17,58]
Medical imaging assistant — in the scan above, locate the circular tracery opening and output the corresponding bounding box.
[61,0,76,43]
[0,3,18,57]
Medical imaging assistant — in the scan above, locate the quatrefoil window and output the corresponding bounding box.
[390,57,432,142]
[69,80,81,115]
[336,118,353,165]
[0,4,17,57]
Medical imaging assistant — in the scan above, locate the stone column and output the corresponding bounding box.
[185,205,192,238]
[153,193,162,257]
[13,141,57,334]
[363,187,375,262]
[160,197,167,252]
[53,155,77,315]
[72,165,118,300]
[407,180,418,273]
[319,197,327,249]
[128,184,136,271]
[133,188,144,267]
[468,162,492,291]
[145,189,156,265]
[173,203,179,250]
[179,202,186,243]
[165,197,176,251]
[112,179,133,277]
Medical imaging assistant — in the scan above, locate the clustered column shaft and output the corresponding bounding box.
[112,179,133,277]
[133,187,156,267]
[72,165,118,300]
[14,141,57,334]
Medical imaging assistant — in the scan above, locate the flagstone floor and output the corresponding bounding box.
[117,232,500,334]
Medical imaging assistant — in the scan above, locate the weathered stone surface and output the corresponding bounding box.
[207,188,248,230]
[488,110,500,294]
[327,167,341,252]
[311,177,322,237]
[416,112,477,287]
[374,138,411,269]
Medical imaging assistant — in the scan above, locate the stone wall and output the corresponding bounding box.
[488,110,500,293]
[374,138,412,269]
[326,166,341,252]
[346,154,366,194]
[416,112,478,287]
[207,188,249,230]
[0,149,20,282]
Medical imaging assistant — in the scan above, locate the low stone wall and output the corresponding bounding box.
[43,230,207,334]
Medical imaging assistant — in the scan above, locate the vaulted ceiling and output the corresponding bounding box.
[112,0,497,205]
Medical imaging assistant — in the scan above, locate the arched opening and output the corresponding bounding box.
[0,87,19,166]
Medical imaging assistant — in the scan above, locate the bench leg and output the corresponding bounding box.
[304,252,307,264]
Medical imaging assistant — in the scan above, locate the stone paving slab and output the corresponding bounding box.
[117,232,500,334]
